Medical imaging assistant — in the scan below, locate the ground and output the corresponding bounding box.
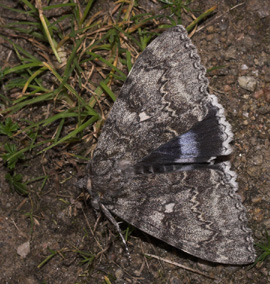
[0,0,270,283]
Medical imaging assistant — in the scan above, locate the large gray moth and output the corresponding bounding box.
[87,25,256,264]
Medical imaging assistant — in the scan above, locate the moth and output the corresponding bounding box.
[87,25,256,264]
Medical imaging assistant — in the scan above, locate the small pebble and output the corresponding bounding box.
[17,241,30,258]
[254,89,264,99]
[238,76,257,92]
[264,86,270,102]
[115,268,124,280]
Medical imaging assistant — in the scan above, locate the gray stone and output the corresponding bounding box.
[238,76,257,92]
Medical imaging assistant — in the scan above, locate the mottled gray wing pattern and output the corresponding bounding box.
[90,26,232,175]
[101,162,254,265]
[87,25,255,264]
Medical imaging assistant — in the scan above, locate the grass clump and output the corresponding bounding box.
[0,1,216,195]
[250,230,270,268]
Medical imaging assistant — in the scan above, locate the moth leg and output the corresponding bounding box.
[100,203,131,260]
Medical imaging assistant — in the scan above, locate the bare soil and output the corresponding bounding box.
[0,0,270,283]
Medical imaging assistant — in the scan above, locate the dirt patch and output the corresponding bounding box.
[0,0,270,283]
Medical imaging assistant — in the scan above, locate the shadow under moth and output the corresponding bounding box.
[87,25,256,265]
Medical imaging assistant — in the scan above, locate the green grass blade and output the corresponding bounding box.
[22,66,48,93]
[126,50,132,72]
[37,10,61,63]
[21,0,37,11]
[42,111,87,127]
[3,62,43,76]
[100,81,116,102]
[42,3,76,10]
[1,4,35,15]
[87,52,127,81]
[1,92,54,114]
[80,0,95,26]
[186,6,217,32]
[53,118,65,142]
[42,62,97,116]
[40,116,99,153]
[0,35,40,61]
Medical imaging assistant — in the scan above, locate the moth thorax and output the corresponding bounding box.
[116,160,136,176]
